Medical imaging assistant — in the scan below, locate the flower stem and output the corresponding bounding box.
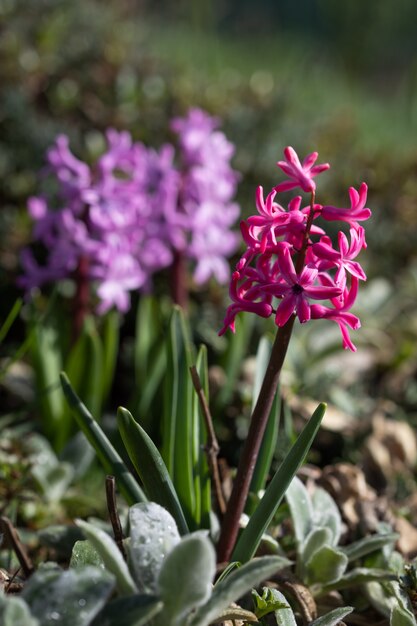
[216,313,296,563]
[216,190,316,563]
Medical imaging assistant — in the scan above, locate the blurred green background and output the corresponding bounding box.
[1,0,417,416]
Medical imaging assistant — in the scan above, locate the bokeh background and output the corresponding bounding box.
[1,0,417,428]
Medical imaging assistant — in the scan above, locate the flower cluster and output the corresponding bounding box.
[220,147,371,351]
[20,109,240,313]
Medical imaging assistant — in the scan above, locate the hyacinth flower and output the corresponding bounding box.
[19,109,240,328]
[217,146,371,563]
[169,108,240,306]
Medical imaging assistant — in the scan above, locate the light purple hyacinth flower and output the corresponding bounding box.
[170,108,240,284]
[20,109,241,312]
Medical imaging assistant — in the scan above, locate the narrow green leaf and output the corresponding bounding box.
[117,407,189,535]
[76,520,137,596]
[60,372,146,506]
[134,295,162,379]
[232,403,327,563]
[342,533,399,562]
[0,298,22,345]
[133,296,166,429]
[309,606,354,626]
[188,556,291,626]
[161,306,195,527]
[101,309,120,405]
[136,344,166,421]
[31,321,66,449]
[64,316,104,424]
[194,345,211,529]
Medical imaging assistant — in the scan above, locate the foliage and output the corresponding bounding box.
[0,503,290,626]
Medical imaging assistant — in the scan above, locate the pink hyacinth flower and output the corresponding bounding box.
[310,277,361,351]
[321,183,371,230]
[275,147,330,193]
[312,226,367,289]
[263,245,342,326]
[219,270,273,335]
[246,187,306,251]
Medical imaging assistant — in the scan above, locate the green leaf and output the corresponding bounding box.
[342,533,399,562]
[33,460,74,503]
[391,604,417,626]
[193,344,211,529]
[318,568,398,595]
[117,407,189,535]
[300,527,333,577]
[305,545,348,585]
[252,587,291,619]
[70,540,105,569]
[91,595,163,626]
[0,298,22,345]
[65,316,104,422]
[134,295,162,379]
[311,488,342,546]
[232,403,327,562]
[365,580,398,618]
[31,320,66,449]
[272,589,297,626]
[76,519,137,596]
[161,306,195,526]
[133,296,166,426]
[128,502,180,593]
[101,310,120,405]
[157,532,216,626]
[309,606,354,626]
[22,565,115,626]
[60,372,146,506]
[0,594,39,626]
[285,475,313,545]
[188,556,291,626]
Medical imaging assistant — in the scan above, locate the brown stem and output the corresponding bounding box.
[216,190,316,564]
[72,255,90,342]
[190,366,226,516]
[0,516,34,578]
[171,250,188,310]
[105,475,126,560]
[216,314,296,563]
